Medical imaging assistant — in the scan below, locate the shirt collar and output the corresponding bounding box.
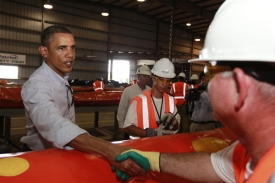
[42,61,70,86]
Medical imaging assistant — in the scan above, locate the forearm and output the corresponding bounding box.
[69,133,118,158]
[160,152,223,183]
[71,134,146,179]
[124,125,146,137]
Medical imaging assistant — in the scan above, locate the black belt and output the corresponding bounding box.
[192,120,217,124]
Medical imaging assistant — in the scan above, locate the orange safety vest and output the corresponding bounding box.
[132,79,137,85]
[191,83,199,89]
[172,82,189,105]
[93,80,104,92]
[131,89,176,129]
[233,143,275,183]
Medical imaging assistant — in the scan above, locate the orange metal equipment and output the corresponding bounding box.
[0,128,237,183]
[0,86,123,108]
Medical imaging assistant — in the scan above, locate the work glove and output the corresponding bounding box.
[145,125,173,137]
[115,149,160,172]
[111,166,129,181]
[161,113,180,132]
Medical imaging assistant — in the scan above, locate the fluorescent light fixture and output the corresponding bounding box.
[44,1,53,9]
[101,12,109,16]
[137,0,145,2]
[44,0,53,9]
[186,22,191,26]
[195,38,201,42]
[137,59,155,66]
[44,4,52,9]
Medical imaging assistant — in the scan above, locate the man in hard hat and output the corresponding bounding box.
[117,65,151,139]
[190,74,199,89]
[170,72,191,132]
[187,74,200,117]
[93,78,104,92]
[123,58,180,138]
[115,0,275,182]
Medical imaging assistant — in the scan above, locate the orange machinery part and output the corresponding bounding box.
[0,128,237,183]
[0,86,123,108]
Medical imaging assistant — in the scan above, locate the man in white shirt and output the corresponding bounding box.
[21,25,145,181]
[117,65,151,139]
[115,0,275,182]
[190,72,217,132]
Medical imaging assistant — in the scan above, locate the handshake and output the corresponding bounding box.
[145,113,179,137]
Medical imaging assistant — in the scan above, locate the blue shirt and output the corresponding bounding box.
[191,91,217,122]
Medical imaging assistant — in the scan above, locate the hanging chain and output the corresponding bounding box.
[169,6,175,61]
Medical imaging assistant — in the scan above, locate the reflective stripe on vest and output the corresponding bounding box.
[140,94,150,129]
[172,82,186,98]
[133,90,175,129]
[94,81,103,90]
[167,94,174,114]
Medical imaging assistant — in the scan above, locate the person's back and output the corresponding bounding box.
[170,72,190,132]
[93,78,104,92]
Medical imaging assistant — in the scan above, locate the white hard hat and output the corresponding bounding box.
[151,58,176,78]
[191,74,198,80]
[178,72,186,78]
[136,65,151,76]
[189,0,275,63]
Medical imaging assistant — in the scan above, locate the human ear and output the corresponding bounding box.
[233,68,248,111]
[39,46,48,58]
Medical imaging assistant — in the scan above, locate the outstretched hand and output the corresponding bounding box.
[107,146,147,181]
[114,149,160,180]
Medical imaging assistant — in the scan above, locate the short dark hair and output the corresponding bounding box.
[41,25,72,47]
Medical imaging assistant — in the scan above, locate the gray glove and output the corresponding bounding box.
[145,124,177,137]
[155,124,174,136]
[161,113,179,130]
[160,113,174,126]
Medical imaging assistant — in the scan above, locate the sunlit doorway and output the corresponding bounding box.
[108,60,130,84]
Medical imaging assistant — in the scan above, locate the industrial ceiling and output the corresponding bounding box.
[63,0,225,37]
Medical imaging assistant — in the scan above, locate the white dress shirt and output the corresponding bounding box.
[20,62,87,150]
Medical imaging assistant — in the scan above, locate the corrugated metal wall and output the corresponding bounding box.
[0,0,203,84]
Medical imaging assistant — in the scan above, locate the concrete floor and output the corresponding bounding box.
[3,111,124,153]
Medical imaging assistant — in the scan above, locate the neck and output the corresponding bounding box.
[242,129,275,169]
[151,86,163,99]
[231,113,275,169]
[137,82,146,90]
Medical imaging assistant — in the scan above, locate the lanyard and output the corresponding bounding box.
[151,95,163,125]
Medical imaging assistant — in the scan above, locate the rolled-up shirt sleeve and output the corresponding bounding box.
[210,141,238,183]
